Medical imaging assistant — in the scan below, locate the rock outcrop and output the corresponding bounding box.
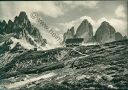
[63,19,94,44]
[63,26,75,42]
[0,11,47,49]
[75,19,93,43]
[95,21,116,43]
[63,20,125,45]
[115,32,123,41]
[0,20,7,35]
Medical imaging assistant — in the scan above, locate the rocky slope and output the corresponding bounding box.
[0,39,128,90]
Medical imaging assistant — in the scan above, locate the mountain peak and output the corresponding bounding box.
[14,11,29,24]
[101,21,110,26]
[19,11,27,19]
[95,21,116,43]
[75,19,93,43]
[63,26,75,42]
[82,19,89,24]
[2,20,7,25]
[69,26,74,32]
[0,11,47,49]
[8,20,13,24]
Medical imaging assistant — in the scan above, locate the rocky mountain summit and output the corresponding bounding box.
[95,21,124,43]
[95,21,116,43]
[63,27,75,42]
[63,19,94,43]
[0,11,47,51]
[75,19,93,43]
[63,20,125,44]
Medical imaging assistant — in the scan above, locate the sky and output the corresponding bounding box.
[0,1,127,48]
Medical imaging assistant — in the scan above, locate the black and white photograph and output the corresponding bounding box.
[0,0,128,90]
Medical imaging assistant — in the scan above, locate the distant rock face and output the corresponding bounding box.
[95,21,116,43]
[63,26,75,42]
[115,32,123,41]
[63,20,125,45]
[0,11,47,49]
[0,20,7,35]
[75,19,93,43]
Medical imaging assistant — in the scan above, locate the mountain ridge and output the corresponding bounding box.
[0,11,47,51]
[63,19,125,44]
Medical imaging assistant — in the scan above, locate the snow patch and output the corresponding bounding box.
[4,72,56,89]
[82,42,98,46]
[76,75,90,80]
[10,37,34,49]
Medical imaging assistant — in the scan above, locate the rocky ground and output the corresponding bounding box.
[0,39,128,90]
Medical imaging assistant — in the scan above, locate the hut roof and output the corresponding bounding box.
[65,38,84,44]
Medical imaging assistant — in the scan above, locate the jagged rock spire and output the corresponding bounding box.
[75,19,93,43]
[95,21,116,43]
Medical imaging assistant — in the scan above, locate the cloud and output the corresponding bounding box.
[63,1,99,9]
[109,18,127,35]
[0,1,63,21]
[115,5,126,18]
[39,27,62,49]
